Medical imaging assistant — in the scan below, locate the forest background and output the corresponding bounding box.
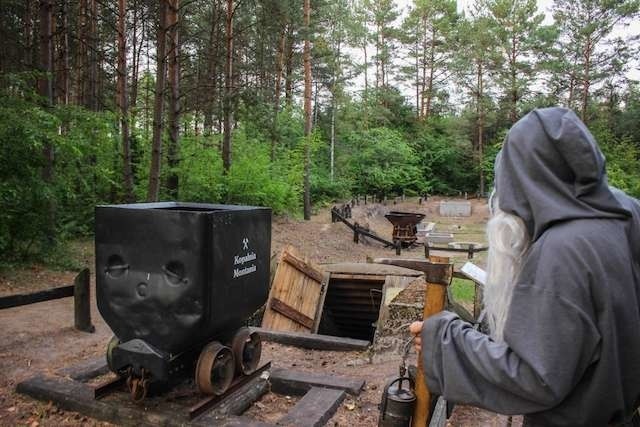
[0,0,639,265]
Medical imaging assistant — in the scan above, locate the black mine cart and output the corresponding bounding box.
[95,202,271,401]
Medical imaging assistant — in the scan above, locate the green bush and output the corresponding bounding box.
[345,127,425,196]
[0,89,118,262]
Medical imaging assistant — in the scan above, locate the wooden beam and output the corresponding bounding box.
[282,251,324,283]
[270,298,315,330]
[270,368,364,396]
[413,256,452,427]
[328,273,387,282]
[277,387,346,427]
[0,285,74,310]
[16,375,189,426]
[252,327,370,351]
[194,376,269,419]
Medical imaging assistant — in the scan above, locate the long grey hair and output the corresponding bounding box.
[484,194,530,342]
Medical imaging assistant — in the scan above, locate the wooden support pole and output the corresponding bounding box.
[412,256,452,427]
[74,268,95,333]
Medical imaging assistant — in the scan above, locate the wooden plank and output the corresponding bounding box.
[16,375,188,426]
[276,387,346,427]
[311,272,330,333]
[322,262,422,277]
[328,273,388,282]
[251,327,370,351]
[0,285,73,310]
[271,298,315,329]
[328,282,384,291]
[261,246,325,333]
[282,251,324,283]
[195,376,269,419]
[270,368,364,396]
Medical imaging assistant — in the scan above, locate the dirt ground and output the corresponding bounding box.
[0,197,522,426]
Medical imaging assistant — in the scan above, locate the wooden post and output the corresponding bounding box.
[473,281,483,319]
[395,240,401,256]
[413,256,452,427]
[74,268,95,333]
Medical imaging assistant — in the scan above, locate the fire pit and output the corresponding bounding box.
[384,211,426,247]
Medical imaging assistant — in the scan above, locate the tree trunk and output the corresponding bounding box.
[204,0,220,137]
[75,0,87,105]
[303,0,312,220]
[57,0,70,105]
[581,38,592,123]
[24,0,34,68]
[118,0,134,202]
[425,26,436,120]
[39,0,55,242]
[130,0,144,138]
[222,0,234,174]
[477,61,485,196]
[509,34,518,123]
[147,0,168,202]
[330,91,336,182]
[166,0,180,198]
[284,29,294,108]
[271,26,286,160]
[363,43,368,128]
[88,0,98,110]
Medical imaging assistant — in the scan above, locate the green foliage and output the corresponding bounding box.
[0,86,119,262]
[345,127,424,196]
[412,119,477,194]
[591,123,640,198]
[225,127,302,214]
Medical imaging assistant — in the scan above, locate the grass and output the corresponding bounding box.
[450,277,477,304]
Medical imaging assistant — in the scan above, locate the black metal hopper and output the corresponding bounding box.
[384,211,426,247]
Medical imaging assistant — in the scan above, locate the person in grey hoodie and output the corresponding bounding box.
[410,107,640,426]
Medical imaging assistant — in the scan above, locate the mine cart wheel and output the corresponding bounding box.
[195,342,235,395]
[106,335,120,373]
[231,327,262,376]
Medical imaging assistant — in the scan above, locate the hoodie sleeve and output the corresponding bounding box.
[420,250,602,415]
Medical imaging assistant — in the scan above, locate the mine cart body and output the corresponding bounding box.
[95,202,271,384]
[384,211,426,247]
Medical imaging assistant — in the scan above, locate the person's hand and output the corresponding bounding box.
[409,321,423,354]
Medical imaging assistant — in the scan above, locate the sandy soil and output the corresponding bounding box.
[0,197,521,427]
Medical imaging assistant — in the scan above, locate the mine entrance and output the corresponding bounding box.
[317,275,385,342]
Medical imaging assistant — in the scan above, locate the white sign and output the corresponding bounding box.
[233,236,257,279]
[460,262,486,287]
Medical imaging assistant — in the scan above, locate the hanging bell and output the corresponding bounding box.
[378,374,416,427]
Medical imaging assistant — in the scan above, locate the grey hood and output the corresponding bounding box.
[496,107,631,242]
